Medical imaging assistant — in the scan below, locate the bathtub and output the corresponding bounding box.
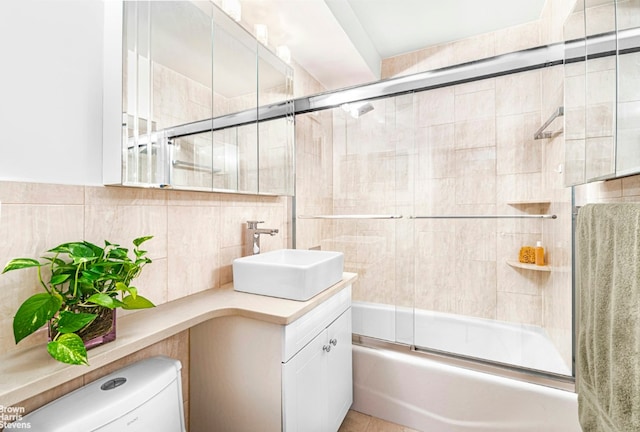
[352,301,571,375]
[351,302,580,432]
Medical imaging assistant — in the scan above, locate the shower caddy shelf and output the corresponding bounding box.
[505,201,553,272]
[506,260,551,272]
[506,200,551,206]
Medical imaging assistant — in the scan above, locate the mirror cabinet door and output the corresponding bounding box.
[584,0,617,182]
[616,0,640,177]
[564,0,587,186]
[124,1,216,188]
[123,1,158,186]
[257,44,295,195]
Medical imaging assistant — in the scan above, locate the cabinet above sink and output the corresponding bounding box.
[103,0,294,196]
[232,249,345,301]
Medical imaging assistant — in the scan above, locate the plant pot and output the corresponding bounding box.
[49,307,116,350]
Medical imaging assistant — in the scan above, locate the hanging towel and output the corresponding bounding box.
[577,203,640,432]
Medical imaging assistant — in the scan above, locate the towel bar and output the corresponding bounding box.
[298,214,404,219]
[411,214,557,219]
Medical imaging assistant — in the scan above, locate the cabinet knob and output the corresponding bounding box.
[329,338,338,347]
[323,344,331,353]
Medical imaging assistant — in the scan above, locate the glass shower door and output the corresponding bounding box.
[295,94,416,347]
[408,71,573,377]
[293,65,573,379]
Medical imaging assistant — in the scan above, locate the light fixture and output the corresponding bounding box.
[255,24,268,46]
[340,101,374,118]
[276,45,291,64]
[222,0,241,22]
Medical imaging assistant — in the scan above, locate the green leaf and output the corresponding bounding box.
[122,294,155,310]
[107,247,129,260]
[133,236,153,247]
[115,282,128,290]
[49,273,71,285]
[56,311,97,333]
[134,248,147,258]
[48,242,84,254]
[41,256,67,267]
[86,293,125,309]
[47,334,89,365]
[82,241,104,257]
[116,282,138,300]
[78,269,101,283]
[2,258,41,273]
[47,241,98,264]
[13,293,62,343]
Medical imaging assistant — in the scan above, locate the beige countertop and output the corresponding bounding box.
[0,272,357,407]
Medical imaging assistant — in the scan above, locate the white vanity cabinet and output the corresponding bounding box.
[283,307,352,432]
[190,285,352,432]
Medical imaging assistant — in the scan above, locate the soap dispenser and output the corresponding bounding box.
[535,241,545,266]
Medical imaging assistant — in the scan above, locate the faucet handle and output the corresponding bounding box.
[246,220,265,229]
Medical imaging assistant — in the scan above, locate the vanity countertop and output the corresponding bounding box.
[0,272,357,407]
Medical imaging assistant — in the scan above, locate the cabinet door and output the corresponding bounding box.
[326,309,353,432]
[283,329,329,432]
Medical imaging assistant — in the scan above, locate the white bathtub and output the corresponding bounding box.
[351,302,580,431]
[352,345,581,432]
[352,301,571,375]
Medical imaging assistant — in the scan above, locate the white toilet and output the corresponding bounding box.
[13,356,186,432]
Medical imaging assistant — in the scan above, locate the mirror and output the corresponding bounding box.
[615,0,640,176]
[258,44,295,195]
[584,0,616,182]
[564,0,587,186]
[106,0,294,195]
[564,0,640,185]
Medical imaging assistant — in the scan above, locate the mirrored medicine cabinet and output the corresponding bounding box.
[564,0,640,186]
[103,0,295,196]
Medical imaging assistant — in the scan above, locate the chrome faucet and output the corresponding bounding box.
[245,220,279,255]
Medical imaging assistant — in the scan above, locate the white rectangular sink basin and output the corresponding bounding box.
[232,249,344,301]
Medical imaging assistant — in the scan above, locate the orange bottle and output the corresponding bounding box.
[535,241,545,266]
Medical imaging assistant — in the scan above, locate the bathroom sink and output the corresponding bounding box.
[232,249,344,301]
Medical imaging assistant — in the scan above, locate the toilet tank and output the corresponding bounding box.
[16,356,185,432]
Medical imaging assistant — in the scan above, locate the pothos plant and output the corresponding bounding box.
[2,236,155,365]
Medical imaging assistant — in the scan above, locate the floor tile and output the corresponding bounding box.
[339,410,420,432]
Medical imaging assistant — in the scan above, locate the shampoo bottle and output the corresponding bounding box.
[535,241,545,266]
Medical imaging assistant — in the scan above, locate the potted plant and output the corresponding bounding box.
[2,236,155,365]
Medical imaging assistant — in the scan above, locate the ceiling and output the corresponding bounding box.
[240,0,546,91]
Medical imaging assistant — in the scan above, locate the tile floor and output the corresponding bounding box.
[339,410,420,432]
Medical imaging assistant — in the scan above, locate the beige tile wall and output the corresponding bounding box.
[309,67,571,330]
[575,174,640,204]
[0,182,289,426]
[0,181,289,357]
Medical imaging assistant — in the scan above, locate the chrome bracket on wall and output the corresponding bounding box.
[534,106,564,140]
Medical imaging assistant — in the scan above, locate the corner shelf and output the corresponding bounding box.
[507,200,551,206]
[507,260,551,272]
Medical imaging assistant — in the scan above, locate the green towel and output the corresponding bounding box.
[577,203,640,432]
